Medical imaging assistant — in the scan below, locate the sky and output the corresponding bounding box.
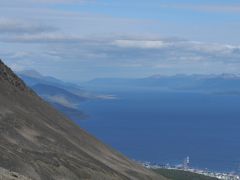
[1,0,240,82]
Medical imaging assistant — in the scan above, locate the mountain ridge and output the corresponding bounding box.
[0,60,34,94]
[83,73,240,93]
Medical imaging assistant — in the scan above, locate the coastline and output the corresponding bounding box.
[139,161,240,180]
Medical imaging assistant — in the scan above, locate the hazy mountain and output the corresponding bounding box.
[0,60,164,180]
[18,70,90,121]
[18,70,43,79]
[18,70,119,121]
[18,70,76,89]
[32,83,86,106]
[84,74,240,93]
[31,84,87,120]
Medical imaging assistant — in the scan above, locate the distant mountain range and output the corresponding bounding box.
[84,74,240,94]
[18,70,88,120]
[18,70,240,122]
[18,70,78,89]
[18,70,123,121]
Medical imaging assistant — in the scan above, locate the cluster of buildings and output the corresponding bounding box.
[140,157,240,180]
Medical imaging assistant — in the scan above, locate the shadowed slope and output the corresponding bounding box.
[0,60,164,180]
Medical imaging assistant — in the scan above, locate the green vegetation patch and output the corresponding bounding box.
[153,168,218,180]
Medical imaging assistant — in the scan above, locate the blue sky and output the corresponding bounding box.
[0,0,240,82]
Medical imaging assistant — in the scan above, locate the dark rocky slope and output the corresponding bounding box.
[0,60,165,180]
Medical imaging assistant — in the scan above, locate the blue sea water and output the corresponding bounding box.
[77,88,240,172]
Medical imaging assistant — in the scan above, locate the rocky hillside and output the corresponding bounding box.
[0,59,165,180]
[0,167,32,180]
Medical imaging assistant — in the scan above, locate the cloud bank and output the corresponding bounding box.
[1,0,240,81]
[0,18,57,34]
[2,33,240,80]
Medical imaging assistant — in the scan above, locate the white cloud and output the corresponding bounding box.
[2,33,240,69]
[160,3,240,13]
[47,95,78,108]
[0,0,92,6]
[182,41,240,56]
[8,63,26,72]
[1,0,240,79]
[1,33,82,43]
[0,18,57,34]
[113,40,169,49]
[9,51,31,59]
[3,35,240,81]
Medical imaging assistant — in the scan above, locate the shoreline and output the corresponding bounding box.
[139,161,240,180]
